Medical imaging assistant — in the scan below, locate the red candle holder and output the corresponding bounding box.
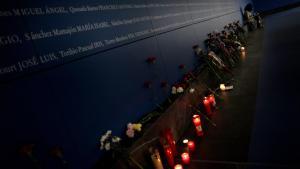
[208,94,216,110]
[193,115,201,126]
[203,97,212,116]
[163,128,177,155]
[187,141,195,152]
[193,115,204,136]
[164,145,175,167]
[181,152,190,165]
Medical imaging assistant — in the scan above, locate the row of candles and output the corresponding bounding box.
[173,94,216,168]
[152,46,241,169]
[173,48,242,168]
[151,114,206,169]
[151,129,196,169]
[202,94,216,117]
[177,93,216,168]
[175,81,235,168]
[151,90,221,169]
[152,141,195,169]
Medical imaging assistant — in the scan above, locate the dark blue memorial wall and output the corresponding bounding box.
[0,0,252,169]
[252,0,300,12]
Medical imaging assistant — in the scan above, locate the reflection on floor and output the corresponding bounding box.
[177,7,300,169]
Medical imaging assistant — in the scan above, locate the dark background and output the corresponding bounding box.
[1,0,298,169]
[252,0,300,12]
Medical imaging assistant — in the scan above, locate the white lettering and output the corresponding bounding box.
[0,35,22,46]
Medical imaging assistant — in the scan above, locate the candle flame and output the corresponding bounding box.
[174,164,183,169]
[181,152,189,158]
[220,84,226,91]
[188,141,194,146]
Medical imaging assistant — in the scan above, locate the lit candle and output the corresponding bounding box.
[164,146,174,167]
[203,97,212,116]
[181,152,190,165]
[164,129,177,155]
[182,139,189,144]
[193,115,201,126]
[192,115,203,136]
[220,84,234,91]
[182,139,189,152]
[174,164,183,169]
[240,47,246,60]
[208,94,216,109]
[187,141,195,152]
[240,46,246,52]
[150,149,165,169]
[220,84,226,91]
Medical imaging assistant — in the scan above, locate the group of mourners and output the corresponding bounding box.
[244,3,264,31]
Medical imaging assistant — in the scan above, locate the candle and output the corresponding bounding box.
[182,139,189,152]
[174,164,183,169]
[192,115,203,136]
[193,115,201,126]
[226,85,234,90]
[181,152,190,165]
[182,139,189,144]
[241,51,246,58]
[240,47,246,59]
[203,97,212,116]
[187,141,195,152]
[220,84,226,91]
[240,46,246,52]
[164,128,177,155]
[220,84,234,91]
[164,146,175,167]
[150,148,164,169]
[208,94,216,108]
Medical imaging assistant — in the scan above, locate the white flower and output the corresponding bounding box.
[126,129,135,138]
[189,88,195,93]
[104,143,111,151]
[171,86,177,94]
[177,87,184,93]
[127,123,133,130]
[100,142,104,150]
[220,84,226,91]
[106,130,112,135]
[100,135,107,143]
[112,136,121,143]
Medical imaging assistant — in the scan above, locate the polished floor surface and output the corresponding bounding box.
[179,7,300,169]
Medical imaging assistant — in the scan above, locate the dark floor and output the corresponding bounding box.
[177,7,300,169]
[248,7,300,166]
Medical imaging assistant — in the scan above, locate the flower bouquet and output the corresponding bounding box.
[100,130,122,155]
[99,130,143,169]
